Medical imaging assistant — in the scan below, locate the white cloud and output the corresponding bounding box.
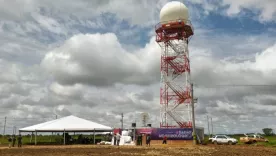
[0,60,20,83]
[41,33,160,86]
[190,0,276,22]
[0,0,35,21]
[31,13,66,35]
[49,83,84,99]
[0,0,169,26]
[255,44,276,73]
[222,0,276,22]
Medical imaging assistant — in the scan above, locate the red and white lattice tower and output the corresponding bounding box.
[155,1,194,128]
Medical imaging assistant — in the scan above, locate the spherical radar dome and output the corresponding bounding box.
[160,1,189,23]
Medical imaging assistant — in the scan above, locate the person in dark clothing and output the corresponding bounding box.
[140,135,143,146]
[12,135,16,147]
[8,137,12,148]
[113,133,117,145]
[116,133,121,146]
[18,134,22,147]
[162,136,167,144]
[136,135,139,146]
[137,134,142,146]
[146,134,151,147]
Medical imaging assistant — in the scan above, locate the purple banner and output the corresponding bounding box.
[151,128,193,140]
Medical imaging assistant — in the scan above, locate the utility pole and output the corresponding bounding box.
[191,83,197,145]
[120,113,124,131]
[12,126,17,135]
[3,116,6,136]
[211,117,213,136]
[207,115,210,137]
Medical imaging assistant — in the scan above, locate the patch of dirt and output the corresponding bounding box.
[0,144,276,156]
[211,145,276,156]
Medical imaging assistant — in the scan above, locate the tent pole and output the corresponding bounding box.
[64,129,66,145]
[35,131,37,145]
[134,127,136,142]
[93,129,95,144]
[30,132,33,143]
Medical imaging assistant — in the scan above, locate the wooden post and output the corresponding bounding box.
[35,131,37,145]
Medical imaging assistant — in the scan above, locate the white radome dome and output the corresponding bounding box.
[160,1,189,23]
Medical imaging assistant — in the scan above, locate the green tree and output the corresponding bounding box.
[262,128,274,136]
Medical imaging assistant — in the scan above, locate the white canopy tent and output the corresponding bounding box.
[19,115,113,145]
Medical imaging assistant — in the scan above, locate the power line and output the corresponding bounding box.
[194,84,276,88]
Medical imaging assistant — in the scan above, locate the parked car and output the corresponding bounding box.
[212,135,238,145]
[240,133,268,144]
[208,135,216,142]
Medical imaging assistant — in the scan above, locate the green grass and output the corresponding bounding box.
[2,134,276,147]
[0,134,105,145]
[204,134,276,147]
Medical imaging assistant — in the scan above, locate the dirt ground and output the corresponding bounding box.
[1,144,276,156]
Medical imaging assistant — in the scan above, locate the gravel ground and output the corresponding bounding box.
[0,144,276,156]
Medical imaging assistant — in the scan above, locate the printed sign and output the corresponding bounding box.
[136,128,153,134]
[151,128,193,140]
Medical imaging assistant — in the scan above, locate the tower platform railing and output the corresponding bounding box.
[155,19,194,42]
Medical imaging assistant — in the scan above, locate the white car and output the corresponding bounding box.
[212,135,238,145]
[208,136,216,142]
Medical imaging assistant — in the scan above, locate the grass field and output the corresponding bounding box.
[202,134,276,147]
[1,134,276,146]
[0,134,104,145]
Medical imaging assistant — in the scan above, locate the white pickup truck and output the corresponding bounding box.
[211,135,238,145]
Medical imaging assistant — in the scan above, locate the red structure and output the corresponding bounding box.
[155,19,194,128]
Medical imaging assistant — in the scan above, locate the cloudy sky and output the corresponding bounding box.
[0,0,276,135]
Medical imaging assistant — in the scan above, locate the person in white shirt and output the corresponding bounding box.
[116,133,121,146]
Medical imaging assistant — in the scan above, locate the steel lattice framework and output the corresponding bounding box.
[155,19,194,128]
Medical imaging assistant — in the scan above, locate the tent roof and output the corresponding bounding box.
[19,115,113,132]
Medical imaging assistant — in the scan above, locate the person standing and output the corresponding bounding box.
[8,136,12,148]
[137,134,142,146]
[113,133,117,145]
[136,134,139,146]
[116,133,121,146]
[12,135,16,147]
[162,135,167,144]
[146,134,151,147]
[140,134,143,146]
[18,134,22,148]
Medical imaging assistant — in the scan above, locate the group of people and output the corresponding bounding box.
[8,134,22,148]
[138,134,168,146]
[113,133,121,146]
[136,134,151,146]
